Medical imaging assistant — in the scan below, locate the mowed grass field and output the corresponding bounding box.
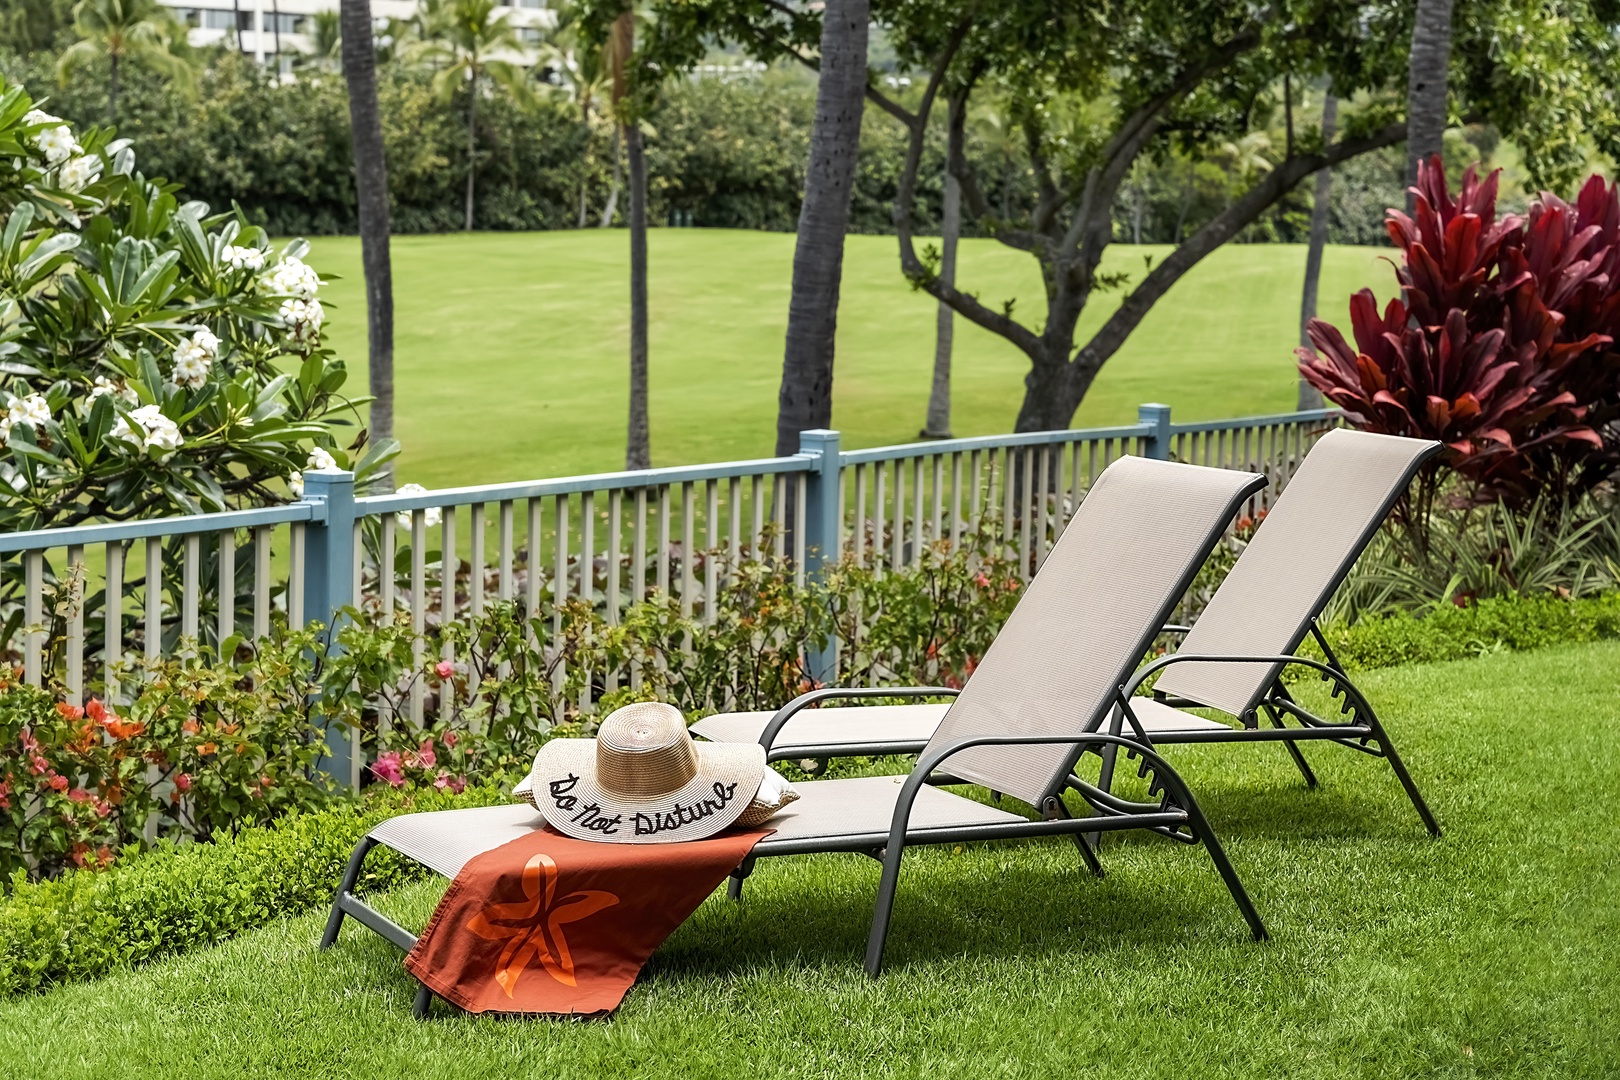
[305,231,1396,489]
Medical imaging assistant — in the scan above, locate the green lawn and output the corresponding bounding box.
[4,640,1617,1078]
[306,232,1396,488]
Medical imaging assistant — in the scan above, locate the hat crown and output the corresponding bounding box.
[595,702,697,797]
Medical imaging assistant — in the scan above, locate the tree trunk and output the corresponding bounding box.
[1297,93,1336,410]
[600,124,621,227]
[625,121,650,470]
[464,73,478,231]
[922,100,962,439]
[272,0,281,65]
[1406,0,1454,204]
[341,0,395,487]
[774,0,869,456]
[232,0,245,53]
[107,52,118,124]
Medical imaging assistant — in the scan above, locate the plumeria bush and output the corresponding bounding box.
[0,78,393,535]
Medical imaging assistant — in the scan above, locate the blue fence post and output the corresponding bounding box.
[300,469,357,788]
[799,429,841,685]
[1139,403,1173,460]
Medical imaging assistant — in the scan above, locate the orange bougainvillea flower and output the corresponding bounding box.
[56,702,84,721]
[182,719,200,735]
[198,742,217,756]
[466,853,619,995]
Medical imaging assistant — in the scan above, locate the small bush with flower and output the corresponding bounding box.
[0,76,395,513]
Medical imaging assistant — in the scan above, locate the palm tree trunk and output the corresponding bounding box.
[464,72,478,231]
[600,124,621,227]
[1297,93,1337,411]
[922,99,963,440]
[1406,0,1454,204]
[232,0,245,53]
[340,0,395,487]
[774,0,869,456]
[107,52,118,124]
[272,0,281,65]
[625,121,650,470]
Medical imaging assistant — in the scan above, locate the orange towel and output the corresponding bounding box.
[405,824,768,1016]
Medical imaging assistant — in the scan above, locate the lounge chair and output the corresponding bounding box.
[695,429,1442,837]
[321,456,1267,1011]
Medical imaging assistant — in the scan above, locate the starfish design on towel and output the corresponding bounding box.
[466,853,620,994]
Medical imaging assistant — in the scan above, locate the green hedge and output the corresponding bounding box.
[0,784,503,997]
[1314,593,1620,673]
[3,590,1617,1000]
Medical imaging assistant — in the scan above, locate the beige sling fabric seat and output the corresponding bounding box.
[691,703,953,761]
[321,457,1269,1013]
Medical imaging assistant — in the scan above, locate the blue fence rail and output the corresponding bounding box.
[0,402,1341,771]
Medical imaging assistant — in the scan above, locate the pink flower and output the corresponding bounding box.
[371,751,406,788]
[47,774,68,792]
[67,787,92,803]
[94,799,112,819]
[416,738,436,769]
[436,660,454,679]
[442,731,459,748]
[432,772,466,795]
[174,772,192,793]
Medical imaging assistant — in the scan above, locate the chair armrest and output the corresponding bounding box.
[885,731,1195,850]
[758,685,960,752]
[1121,652,1354,706]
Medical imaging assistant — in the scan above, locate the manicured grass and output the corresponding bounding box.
[307,232,1395,488]
[3,640,1617,1078]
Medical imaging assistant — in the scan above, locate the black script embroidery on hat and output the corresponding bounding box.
[571,801,622,834]
[549,773,580,811]
[632,781,740,837]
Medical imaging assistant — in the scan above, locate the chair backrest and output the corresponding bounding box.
[921,456,1265,807]
[1154,428,1440,716]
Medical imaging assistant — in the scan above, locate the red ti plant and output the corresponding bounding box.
[1298,156,1620,545]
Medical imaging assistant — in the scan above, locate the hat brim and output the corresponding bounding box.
[529,738,766,844]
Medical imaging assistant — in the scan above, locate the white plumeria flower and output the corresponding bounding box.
[111,404,183,461]
[23,109,63,127]
[393,484,443,530]
[34,125,79,167]
[288,470,303,498]
[84,376,138,414]
[221,245,265,272]
[56,154,99,194]
[307,446,338,471]
[1,392,50,447]
[171,327,220,389]
[262,255,320,300]
[7,393,51,430]
[278,297,324,345]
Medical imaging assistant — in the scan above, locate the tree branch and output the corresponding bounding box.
[1073,121,1407,376]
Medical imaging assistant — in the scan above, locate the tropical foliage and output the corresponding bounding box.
[1299,157,1620,530]
[0,78,391,535]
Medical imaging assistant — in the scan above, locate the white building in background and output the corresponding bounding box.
[160,0,554,73]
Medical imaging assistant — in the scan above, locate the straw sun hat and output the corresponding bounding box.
[521,702,788,844]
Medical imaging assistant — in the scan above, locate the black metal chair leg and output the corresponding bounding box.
[1266,714,1319,788]
[320,836,377,949]
[1083,742,1122,850]
[727,855,756,901]
[1182,801,1267,942]
[1367,715,1441,837]
[863,840,908,977]
[1045,795,1105,879]
[412,982,434,1019]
